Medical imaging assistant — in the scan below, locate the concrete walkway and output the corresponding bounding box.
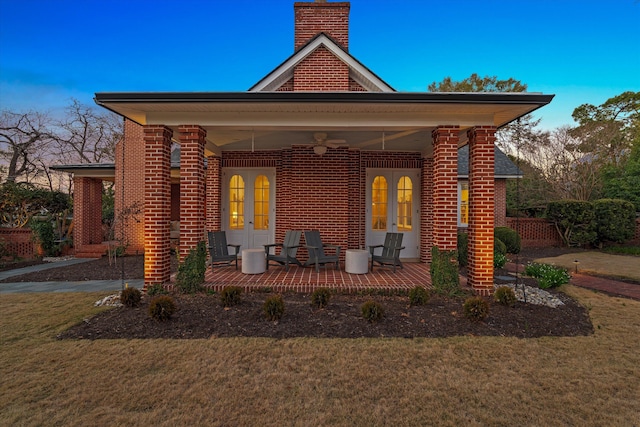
[0,258,143,294]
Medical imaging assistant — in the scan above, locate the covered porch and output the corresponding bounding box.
[94,91,553,295]
[171,261,436,294]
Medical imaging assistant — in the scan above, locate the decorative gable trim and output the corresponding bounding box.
[249,33,394,92]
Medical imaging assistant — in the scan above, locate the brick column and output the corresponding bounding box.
[72,177,103,248]
[432,126,459,251]
[420,156,434,262]
[205,155,221,231]
[178,125,206,260]
[468,126,496,295]
[143,125,172,287]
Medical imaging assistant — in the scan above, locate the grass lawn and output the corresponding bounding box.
[1,286,639,426]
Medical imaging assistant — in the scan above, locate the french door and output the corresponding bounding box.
[366,169,420,259]
[222,168,275,250]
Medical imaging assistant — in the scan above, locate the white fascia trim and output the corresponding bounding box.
[250,34,394,92]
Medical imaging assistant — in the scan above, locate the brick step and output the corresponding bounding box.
[74,244,109,258]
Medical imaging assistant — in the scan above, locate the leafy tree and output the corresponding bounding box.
[428,73,527,93]
[601,138,640,211]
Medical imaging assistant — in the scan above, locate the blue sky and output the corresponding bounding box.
[1,0,638,130]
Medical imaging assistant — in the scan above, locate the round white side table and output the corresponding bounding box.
[345,249,369,274]
[241,249,266,274]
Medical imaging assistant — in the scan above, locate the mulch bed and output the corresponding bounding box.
[58,290,593,340]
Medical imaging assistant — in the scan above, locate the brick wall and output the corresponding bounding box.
[115,119,145,253]
[0,228,34,259]
[73,176,103,249]
[178,125,206,259]
[467,126,496,295]
[143,125,172,286]
[293,46,349,91]
[294,1,350,50]
[432,126,459,251]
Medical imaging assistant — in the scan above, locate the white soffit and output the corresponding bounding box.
[249,34,394,93]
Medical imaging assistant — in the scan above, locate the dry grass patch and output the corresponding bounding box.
[535,251,640,282]
[1,287,639,426]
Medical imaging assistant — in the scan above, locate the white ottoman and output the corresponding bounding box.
[241,249,266,274]
[345,249,369,274]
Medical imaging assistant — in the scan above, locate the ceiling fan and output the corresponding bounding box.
[311,132,347,155]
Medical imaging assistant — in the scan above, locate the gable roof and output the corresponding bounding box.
[249,32,394,92]
[457,145,523,178]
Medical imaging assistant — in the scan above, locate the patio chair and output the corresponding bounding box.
[369,232,404,272]
[303,230,341,272]
[264,230,303,271]
[207,231,241,270]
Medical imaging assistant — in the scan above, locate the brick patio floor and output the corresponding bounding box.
[171,261,433,293]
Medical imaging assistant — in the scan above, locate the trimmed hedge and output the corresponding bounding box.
[547,198,636,247]
[593,199,636,244]
[495,226,521,254]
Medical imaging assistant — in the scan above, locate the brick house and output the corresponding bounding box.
[57,1,553,295]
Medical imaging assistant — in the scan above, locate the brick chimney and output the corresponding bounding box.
[294,1,350,51]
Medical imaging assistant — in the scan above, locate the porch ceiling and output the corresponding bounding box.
[95,91,553,156]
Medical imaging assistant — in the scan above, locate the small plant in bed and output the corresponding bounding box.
[149,296,176,321]
[263,294,285,321]
[220,286,243,307]
[361,300,385,322]
[408,286,430,306]
[494,286,517,307]
[311,288,331,308]
[525,263,570,289]
[120,286,142,307]
[463,296,489,321]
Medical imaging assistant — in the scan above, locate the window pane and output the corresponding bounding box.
[460,181,469,226]
[253,175,270,230]
[372,176,388,230]
[229,175,244,230]
[397,176,413,231]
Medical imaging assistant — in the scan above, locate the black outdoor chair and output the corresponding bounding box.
[303,230,341,272]
[264,230,303,271]
[369,232,404,272]
[207,231,241,270]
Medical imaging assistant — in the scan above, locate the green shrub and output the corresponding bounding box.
[546,200,597,247]
[120,286,142,307]
[494,238,507,256]
[538,267,571,289]
[311,288,331,308]
[361,300,385,322]
[148,295,176,321]
[146,283,168,296]
[457,233,468,267]
[494,286,517,306]
[30,219,59,256]
[524,262,570,289]
[430,246,460,296]
[220,286,243,307]
[263,294,285,321]
[408,286,430,306]
[494,252,508,269]
[495,227,521,254]
[176,241,207,293]
[463,296,489,321]
[593,199,636,245]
